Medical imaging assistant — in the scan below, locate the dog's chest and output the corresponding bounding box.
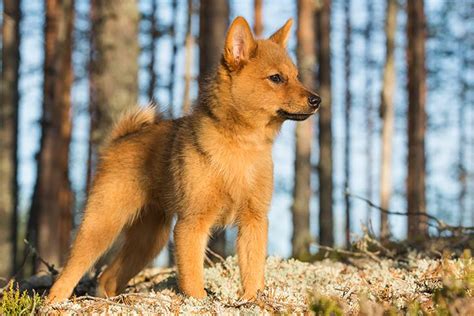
[210,147,271,225]
[209,142,265,190]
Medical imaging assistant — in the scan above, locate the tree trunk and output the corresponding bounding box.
[182,0,194,114]
[199,0,229,257]
[291,0,316,260]
[457,11,469,226]
[379,0,397,240]
[364,0,374,225]
[253,0,263,38]
[168,0,178,117]
[457,75,467,226]
[406,0,427,240]
[343,0,352,248]
[88,0,140,180]
[0,0,21,280]
[316,0,334,247]
[147,0,158,104]
[29,0,75,270]
[198,0,229,99]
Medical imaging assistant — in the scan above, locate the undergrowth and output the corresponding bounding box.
[309,250,474,315]
[0,281,43,315]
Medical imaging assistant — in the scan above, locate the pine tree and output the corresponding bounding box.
[315,0,334,246]
[253,0,263,37]
[406,0,428,240]
[292,0,316,259]
[29,0,75,270]
[343,0,352,247]
[88,0,140,181]
[182,0,194,114]
[0,0,21,280]
[379,0,397,239]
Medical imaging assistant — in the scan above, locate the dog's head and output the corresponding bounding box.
[221,16,320,122]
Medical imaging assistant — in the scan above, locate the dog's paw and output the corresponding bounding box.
[238,289,259,303]
[47,283,74,304]
[45,293,67,305]
[183,287,207,299]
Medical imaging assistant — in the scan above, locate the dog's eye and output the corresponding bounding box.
[268,74,283,84]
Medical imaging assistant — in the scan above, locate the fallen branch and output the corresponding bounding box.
[345,191,474,235]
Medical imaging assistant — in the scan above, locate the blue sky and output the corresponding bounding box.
[8,0,474,260]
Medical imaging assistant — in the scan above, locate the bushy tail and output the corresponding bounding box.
[108,104,158,143]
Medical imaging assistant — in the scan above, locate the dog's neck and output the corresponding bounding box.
[194,64,283,145]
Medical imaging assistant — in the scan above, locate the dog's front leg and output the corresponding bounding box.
[237,212,268,300]
[174,218,212,298]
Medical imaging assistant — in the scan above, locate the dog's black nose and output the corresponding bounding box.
[308,94,321,109]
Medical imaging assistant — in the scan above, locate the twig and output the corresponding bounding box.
[359,226,396,258]
[312,242,381,263]
[23,239,59,275]
[204,253,215,267]
[205,247,231,271]
[205,247,227,263]
[75,295,143,313]
[128,268,176,287]
[256,291,308,311]
[0,241,35,289]
[345,191,474,234]
[119,292,174,303]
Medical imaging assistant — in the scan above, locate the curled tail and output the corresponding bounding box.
[108,104,158,143]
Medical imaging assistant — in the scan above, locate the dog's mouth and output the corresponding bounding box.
[277,109,314,121]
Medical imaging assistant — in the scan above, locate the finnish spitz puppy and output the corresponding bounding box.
[48,16,320,303]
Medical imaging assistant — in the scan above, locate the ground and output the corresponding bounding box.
[20,253,470,315]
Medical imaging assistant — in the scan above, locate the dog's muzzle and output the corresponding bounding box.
[277,109,314,121]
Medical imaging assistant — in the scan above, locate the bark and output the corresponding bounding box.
[199,0,229,257]
[291,0,316,260]
[147,0,158,103]
[198,0,229,100]
[379,0,397,240]
[29,0,75,270]
[364,0,374,225]
[0,0,21,280]
[406,0,428,240]
[457,81,467,226]
[343,0,352,248]
[168,0,178,117]
[182,0,194,114]
[253,0,263,38]
[88,0,140,180]
[457,19,469,226]
[315,0,334,246]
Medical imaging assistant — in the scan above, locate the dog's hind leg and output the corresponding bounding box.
[47,175,147,303]
[97,205,172,297]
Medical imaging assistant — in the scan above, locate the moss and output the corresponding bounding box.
[309,249,350,262]
[0,281,43,315]
[309,295,343,316]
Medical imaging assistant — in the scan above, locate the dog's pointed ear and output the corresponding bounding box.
[269,19,293,48]
[224,16,256,70]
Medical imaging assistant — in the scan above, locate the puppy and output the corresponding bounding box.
[47,16,320,303]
